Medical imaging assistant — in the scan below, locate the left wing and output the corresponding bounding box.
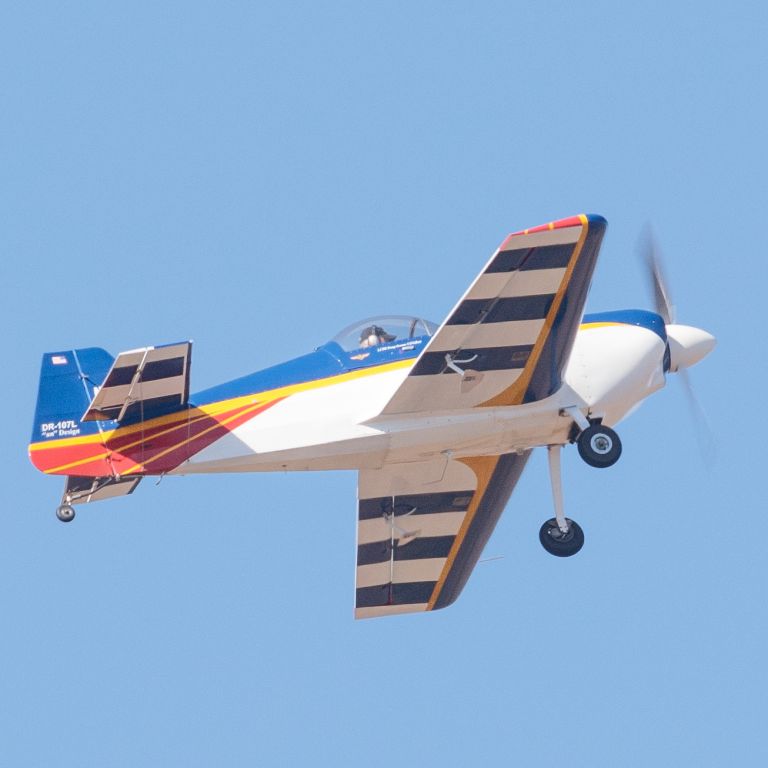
[354,451,531,619]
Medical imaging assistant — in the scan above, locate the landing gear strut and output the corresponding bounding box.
[539,445,584,557]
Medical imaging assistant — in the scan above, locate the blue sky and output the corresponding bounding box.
[2,2,765,765]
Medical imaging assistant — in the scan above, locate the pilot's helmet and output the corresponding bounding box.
[360,325,395,347]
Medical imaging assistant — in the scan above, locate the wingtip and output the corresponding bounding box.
[584,213,608,228]
[509,214,607,237]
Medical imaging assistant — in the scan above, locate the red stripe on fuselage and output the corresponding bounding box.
[29,398,283,477]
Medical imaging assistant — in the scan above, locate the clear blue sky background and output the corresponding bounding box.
[1,2,764,765]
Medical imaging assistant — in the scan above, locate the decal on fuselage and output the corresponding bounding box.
[40,420,82,439]
[373,339,423,354]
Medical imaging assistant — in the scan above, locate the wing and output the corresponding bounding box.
[381,214,606,414]
[354,451,531,618]
[82,341,191,422]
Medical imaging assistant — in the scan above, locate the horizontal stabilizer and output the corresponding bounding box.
[82,341,191,423]
[63,475,142,505]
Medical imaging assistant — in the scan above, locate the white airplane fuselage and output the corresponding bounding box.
[175,319,674,476]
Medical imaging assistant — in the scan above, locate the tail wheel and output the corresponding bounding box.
[577,424,622,468]
[56,504,75,523]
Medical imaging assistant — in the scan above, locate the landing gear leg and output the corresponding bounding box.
[539,445,584,557]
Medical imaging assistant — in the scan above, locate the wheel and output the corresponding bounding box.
[539,518,584,557]
[56,504,75,523]
[577,424,622,468]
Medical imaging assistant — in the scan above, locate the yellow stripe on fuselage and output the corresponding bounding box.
[28,357,414,454]
[37,412,206,474]
[116,399,271,476]
[578,321,625,331]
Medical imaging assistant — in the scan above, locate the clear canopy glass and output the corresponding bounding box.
[331,315,438,352]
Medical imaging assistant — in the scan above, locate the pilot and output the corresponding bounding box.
[359,325,396,348]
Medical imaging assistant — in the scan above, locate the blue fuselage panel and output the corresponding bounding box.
[583,309,667,341]
[191,337,428,407]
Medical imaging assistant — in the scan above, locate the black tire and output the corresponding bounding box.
[539,518,584,557]
[577,424,622,468]
[56,504,75,523]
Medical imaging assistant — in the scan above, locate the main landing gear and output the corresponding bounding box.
[539,517,584,557]
[539,445,584,557]
[577,424,622,468]
[538,412,622,557]
[562,407,622,469]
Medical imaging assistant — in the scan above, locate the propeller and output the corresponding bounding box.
[641,225,675,325]
[638,225,716,464]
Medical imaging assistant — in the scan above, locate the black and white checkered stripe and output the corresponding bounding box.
[355,489,475,618]
[411,227,580,377]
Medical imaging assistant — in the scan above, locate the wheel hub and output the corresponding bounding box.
[539,517,584,557]
[590,433,613,454]
[548,524,575,543]
[56,504,75,523]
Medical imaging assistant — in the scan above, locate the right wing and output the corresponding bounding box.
[382,214,606,414]
[354,450,531,619]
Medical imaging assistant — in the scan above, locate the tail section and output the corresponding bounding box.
[29,348,114,469]
[30,342,194,479]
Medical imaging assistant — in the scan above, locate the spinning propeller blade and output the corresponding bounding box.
[639,224,675,324]
[638,225,716,464]
[679,367,717,465]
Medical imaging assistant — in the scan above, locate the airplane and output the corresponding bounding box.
[28,214,715,618]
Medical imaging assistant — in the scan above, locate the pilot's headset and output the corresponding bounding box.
[360,325,381,344]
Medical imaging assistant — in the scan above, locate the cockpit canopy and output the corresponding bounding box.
[331,315,438,352]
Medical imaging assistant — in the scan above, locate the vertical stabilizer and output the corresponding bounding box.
[30,348,114,445]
